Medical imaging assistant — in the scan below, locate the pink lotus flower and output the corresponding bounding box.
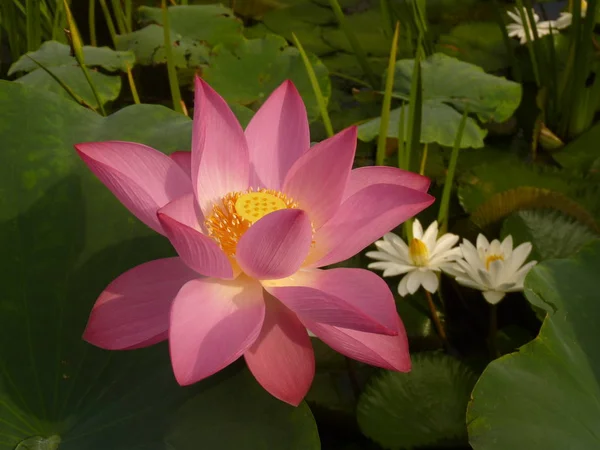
[76,77,434,405]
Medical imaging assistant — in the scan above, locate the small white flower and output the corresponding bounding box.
[450,235,537,305]
[554,1,588,30]
[554,12,574,29]
[506,7,555,44]
[366,220,462,297]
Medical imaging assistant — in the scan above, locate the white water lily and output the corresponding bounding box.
[366,220,462,297]
[554,1,588,30]
[450,235,537,305]
[506,7,555,44]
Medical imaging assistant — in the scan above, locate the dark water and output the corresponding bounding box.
[535,0,569,19]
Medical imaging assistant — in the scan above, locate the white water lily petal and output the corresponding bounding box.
[450,234,537,305]
[497,282,518,292]
[511,260,538,286]
[478,268,494,287]
[421,270,439,293]
[366,250,410,264]
[461,241,485,273]
[508,242,532,272]
[501,235,514,258]
[367,261,414,277]
[398,274,410,296]
[483,290,505,305]
[456,258,484,285]
[384,232,409,256]
[406,271,422,295]
[412,220,424,240]
[488,259,504,286]
[455,276,485,291]
[440,263,464,278]
[429,247,462,267]
[374,239,403,258]
[477,234,490,250]
[421,221,438,252]
[383,266,414,277]
[489,239,503,256]
[506,7,555,45]
[554,12,573,29]
[367,221,461,297]
[431,233,460,257]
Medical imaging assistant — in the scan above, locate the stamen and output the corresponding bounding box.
[204,188,298,257]
[409,238,429,266]
[485,254,504,270]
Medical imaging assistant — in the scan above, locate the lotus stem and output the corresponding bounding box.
[425,290,447,344]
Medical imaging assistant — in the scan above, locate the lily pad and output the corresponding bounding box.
[116,4,243,69]
[357,353,478,449]
[358,54,521,148]
[8,41,132,106]
[322,53,389,79]
[262,2,336,56]
[501,209,599,261]
[553,120,600,174]
[116,24,211,68]
[138,4,244,48]
[15,436,60,450]
[202,34,331,122]
[467,241,600,450]
[458,160,600,221]
[0,81,318,448]
[14,66,121,107]
[357,101,487,148]
[8,41,135,75]
[393,54,521,123]
[165,369,320,449]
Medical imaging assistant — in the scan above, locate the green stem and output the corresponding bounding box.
[126,64,140,104]
[329,71,371,88]
[125,0,132,32]
[26,55,94,109]
[89,0,97,46]
[515,1,541,86]
[64,0,106,115]
[488,304,499,359]
[162,0,183,114]
[437,108,468,235]
[26,0,41,51]
[404,43,423,172]
[492,0,521,82]
[98,0,118,47]
[418,143,428,175]
[397,100,406,168]
[376,21,400,166]
[425,290,447,344]
[51,0,66,42]
[111,0,127,34]
[293,33,334,137]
